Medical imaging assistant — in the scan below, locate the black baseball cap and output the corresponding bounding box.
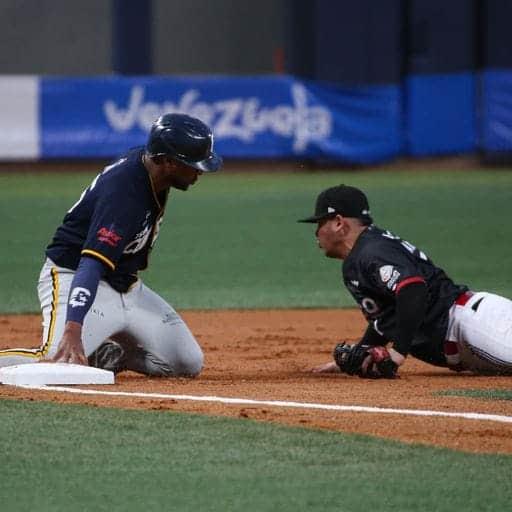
[298,184,372,223]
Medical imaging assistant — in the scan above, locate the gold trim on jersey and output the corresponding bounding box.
[0,348,40,357]
[0,266,59,359]
[81,249,115,270]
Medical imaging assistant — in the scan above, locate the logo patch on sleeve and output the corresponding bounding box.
[69,287,91,308]
[388,270,401,290]
[97,227,122,247]
[379,265,394,283]
[379,265,401,290]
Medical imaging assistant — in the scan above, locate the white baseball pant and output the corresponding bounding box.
[445,291,512,374]
[0,258,203,376]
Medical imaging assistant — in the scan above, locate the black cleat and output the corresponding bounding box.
[88,341,127,375]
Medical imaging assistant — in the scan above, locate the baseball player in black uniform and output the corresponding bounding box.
[299,184,512,377]
[0,113,222,376]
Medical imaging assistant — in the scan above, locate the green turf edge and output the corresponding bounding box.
[436,389,512,401]
[1,398,511,512]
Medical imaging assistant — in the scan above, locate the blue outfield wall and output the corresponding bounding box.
[1,72,511,163]
[406,72,477,156]
[481,69,512,153]
[40,75,402,164]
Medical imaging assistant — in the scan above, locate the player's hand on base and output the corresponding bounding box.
[311,361,339,373]
[45,321,88,365]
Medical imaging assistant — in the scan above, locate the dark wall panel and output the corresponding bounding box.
[314,0,402,85]
[283,0,316,79]
[285,0,402,85]
[405,0,477,155]
[406,0,477,74]
[482,0,512,68]
[112,0,152,74]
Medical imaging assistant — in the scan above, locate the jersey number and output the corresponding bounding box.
[361,297,379,315]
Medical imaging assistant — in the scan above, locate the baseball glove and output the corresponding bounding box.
[333,342,398,379]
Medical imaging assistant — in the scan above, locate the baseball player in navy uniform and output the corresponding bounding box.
[299,184,512,377]
[0,113,222,376]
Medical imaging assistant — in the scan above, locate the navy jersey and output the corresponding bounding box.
[343,225,467,365]
[46,147,167,292]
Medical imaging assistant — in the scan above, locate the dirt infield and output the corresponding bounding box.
[1,309,512,454]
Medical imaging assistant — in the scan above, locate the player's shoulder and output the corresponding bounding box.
[358,225,395,250]
[98,147,145,188]
[355,225,407,261]
[104,147,144,175]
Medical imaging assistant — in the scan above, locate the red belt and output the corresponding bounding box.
[455,290,473,306]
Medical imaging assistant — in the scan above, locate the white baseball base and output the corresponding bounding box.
[0,362,114,386]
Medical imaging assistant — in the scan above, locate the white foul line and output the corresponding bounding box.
[14,384,512,425]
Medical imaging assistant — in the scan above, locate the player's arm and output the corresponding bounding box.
[51,195,138,364]
[389,279,428,365]
[360,323,387,345]
[337,274,428,374]
[47,257,106,365]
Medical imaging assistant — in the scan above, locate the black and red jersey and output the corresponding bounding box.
[46,147,168,292]
[342,225,467,365]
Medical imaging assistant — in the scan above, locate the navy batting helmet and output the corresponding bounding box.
[146,113,222,172]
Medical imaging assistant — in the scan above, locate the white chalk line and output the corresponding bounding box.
[13,384,512,425]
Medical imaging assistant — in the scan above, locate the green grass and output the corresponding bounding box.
[0,168,511,312]
[438,389,512,401]
[1,398,511,512]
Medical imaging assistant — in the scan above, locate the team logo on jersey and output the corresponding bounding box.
[124,224,152,254]
[69,287,91,308]
[97,227,122,247]
[123,212,164,255]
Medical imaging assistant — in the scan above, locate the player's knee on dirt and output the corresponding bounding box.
[174,345,204,376]
[176,349,204,377]
[145,347,204,377]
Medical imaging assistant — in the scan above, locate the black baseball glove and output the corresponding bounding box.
[333,342,398,379]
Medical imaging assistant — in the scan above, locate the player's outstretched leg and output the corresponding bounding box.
[90,283,203,377]
[90,329,203,377]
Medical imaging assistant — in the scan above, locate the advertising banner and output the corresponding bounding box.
[40,75,402,163]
